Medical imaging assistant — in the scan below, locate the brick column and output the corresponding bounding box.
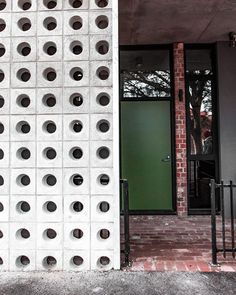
[173,43,188,216]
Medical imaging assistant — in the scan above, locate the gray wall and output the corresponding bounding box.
[217,41,236,214]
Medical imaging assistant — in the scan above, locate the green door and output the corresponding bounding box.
[121,100,173,211]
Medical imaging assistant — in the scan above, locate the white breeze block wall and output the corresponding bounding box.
[0,0,120,271]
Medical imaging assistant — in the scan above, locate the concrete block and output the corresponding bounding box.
[0,142,9,167]
[10,249,36,271]
[64,222,90,250]
[63,35,89,61]
[63,114,89,141]
[11,141,36,168]
[12,12,37,37]
[90,114,113,140]
[0,62,10,88]
[91,250,113,270]
[63,61,89,87]
[89,11,112,35]
[90,168,113,195]
[37,11,63,36]
[63,168,89,195]
[37,141,62,168]
[37,115,62,141]
[63,0,89,10]
[63,11,88,35]
[0,168,9,195]
[0,116,9,142]
[10,89,36,115]
[90,140,113,167]
[91,222,114,250]
[36,195,63,222]
[63,250,90,271]
[90,60,112,86]
[63,141,89,168]
[10,223,36,250]
[63,87,89,114]
[10,195,36,222]
[37,223,63,249]
[90,34,112,61]
[36,168,63,195]
[0,37,10,62]
[38,36,63,62]
[11,62,36,88]
[36,250,62,271]
[63,194,90,222]
[12,37,37,62]
[91,195,114,222]
[0,250,9,272]
[0,222,9,249]
[37,62,62,88]
[11,168,36,195]
[0,89,10,115]
[37,88,62,114]
[10,115,36,142]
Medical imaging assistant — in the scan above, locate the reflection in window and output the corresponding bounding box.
[120,50,171,98]
[186,50,213,155]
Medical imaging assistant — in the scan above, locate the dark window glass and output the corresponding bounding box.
[120,50,171,99]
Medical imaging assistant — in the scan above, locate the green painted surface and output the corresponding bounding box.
[121,101,173,210]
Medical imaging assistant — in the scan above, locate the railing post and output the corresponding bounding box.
[210,179,218,266]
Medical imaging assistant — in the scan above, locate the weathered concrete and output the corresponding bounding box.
[0,271,235,295]
[119,0,236,44]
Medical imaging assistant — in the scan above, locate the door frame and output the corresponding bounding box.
[119,44,177,215]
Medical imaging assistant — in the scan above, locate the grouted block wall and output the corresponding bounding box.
[0,0,119,271]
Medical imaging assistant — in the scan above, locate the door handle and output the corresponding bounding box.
[161,155,171,162]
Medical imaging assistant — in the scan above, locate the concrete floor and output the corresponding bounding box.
[0,271,235,295]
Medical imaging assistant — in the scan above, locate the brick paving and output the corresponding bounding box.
[121,216,236,272]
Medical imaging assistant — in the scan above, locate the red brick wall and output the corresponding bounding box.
[173,43,188,216]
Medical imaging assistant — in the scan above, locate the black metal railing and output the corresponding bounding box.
[120,179,131,267]
[210,179,236,265]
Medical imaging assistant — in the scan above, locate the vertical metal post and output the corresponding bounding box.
[123,180,130,265]
[211,179,218,265]
[230,181,235,258]
[221,180,226,258]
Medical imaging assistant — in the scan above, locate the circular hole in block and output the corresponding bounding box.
[43,147,57,160]
[43,121,57,134]
[0,43,6,57]
[43,41,57,56]
[17,147,31,160]
[0,175,4,186]
[17,201,31,213]
[0,19,6,31]
[43,0,57,9]
[99,201,110,213]
[96,15,109,29]
[99,174,110,185]
[69,0,83,8]
[0,70,5,82]
[99,229,110,239]
[72,201,83,212]
[17,94,31,108]
[0,149,4,160]
[16,121,31,134]
[99,256,110,266]
[0,122,4,134]
[0,95,4,108]
[70,120,83,133]
[70,67,83,81]
[0,202,3,212]
[70,93,83,107]
[97,119,110,133]
[71,174,83,186]
[16,228,30,239]
[0,230,3,238]
[17,174,31,186]
[16,256,30,267]
[43,68,57,82]
[44,228,57,239]
[97,147,110,159]
[18,0,32,10]
[72,256,83,266]
[17,42,31,57]
[17,68,31,82]
[43,17,57,31]
[43,174,57,186]
[44,201,57,212]
[43,256,57,268]
[96,41,109,55]
[72,228,83,239]
[70,41,83,55]
[96,0,108,8]
[69,16,83,30]
[0,1,6,11]
[70,147,83,159]
[97,66,110,80]
[18,17,31,31]
[42,93,56,107]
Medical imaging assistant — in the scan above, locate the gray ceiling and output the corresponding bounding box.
[119,0,236,45]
